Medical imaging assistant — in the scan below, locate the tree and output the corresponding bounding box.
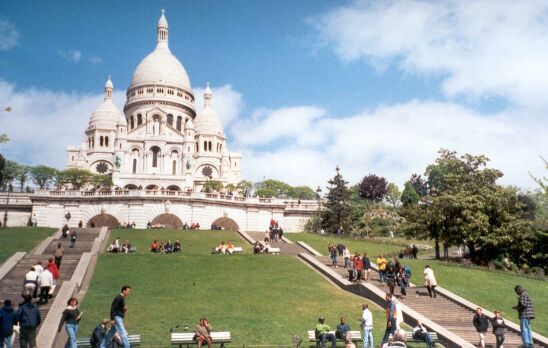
[15,164,30,192]
[0,160,18,190]
[254,179,292,198]
[291,186,316,200]
[529,155,547,193]
[225,183,236,193]
[236,180,253,197]
[401,182,420,206]
[358,174,388,202]
[90,174,113,189]
[321,167,352,233]
[409,173,428,197]
[385,183,401,208]
[30,165,58,189]
[58,168,93,190]
[0,154,5,188]
[203,180,223,193]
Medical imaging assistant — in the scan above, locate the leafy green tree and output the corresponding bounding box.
[15,164,30,192]
[236,180,253,197]
[358,174,388,202]
[90,174,113,189]
[401,182,420,206]
[225,183,236,193]
[204,180,223,193]
[0,154,5,188]
[291,186,316,200]
[254,179,292,198]
[321,167,352,233]
[385,182,401,208]
[409,173,428,196]
[30,165,58,189]
[0,160,18,190]
[58,168,93,190]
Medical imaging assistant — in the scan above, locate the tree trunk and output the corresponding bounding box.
[467,241,477,264]
[435,237,440,260]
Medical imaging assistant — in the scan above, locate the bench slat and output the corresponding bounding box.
[171,331,231,345]
[76,334,141,347]
[307,330,361,342]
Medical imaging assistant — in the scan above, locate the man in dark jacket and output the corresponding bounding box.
[362,253,372,281]
[472,307,489,348]
[16,295,41,348]
[0,300,16,348]
[90,319,110,348]
[513,285,535,348]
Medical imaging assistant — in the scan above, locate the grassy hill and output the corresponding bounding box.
[0,227,56,264]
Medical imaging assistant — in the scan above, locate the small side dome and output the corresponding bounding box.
[194,83,224,136]
[88,77,123,130]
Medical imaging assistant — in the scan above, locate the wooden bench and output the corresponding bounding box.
[232,247,243,253]
[76,334,141,347]
[307,330,362,348]
[389,331,439,344]
[268,247,280,254]
[171,331,231,348]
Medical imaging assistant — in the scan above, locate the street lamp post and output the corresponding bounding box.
[2,189,10,228]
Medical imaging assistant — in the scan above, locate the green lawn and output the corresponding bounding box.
[0,227,56,264]
[290,233,548,336]
[80,229,394,346]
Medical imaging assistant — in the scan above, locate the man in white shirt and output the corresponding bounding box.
[38,268,53,305]
[360,304,373,348]
[33,261,44,275]
[24,267,39,298]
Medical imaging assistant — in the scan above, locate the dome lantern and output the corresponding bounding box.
[157,9,169,47]
[105,74,113,99]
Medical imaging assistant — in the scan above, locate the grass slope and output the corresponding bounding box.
[0,227,56,264]
[79,230,391,346]
[291,233,548,336]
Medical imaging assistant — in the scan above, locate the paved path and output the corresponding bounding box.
[315,255,526,348]
[0,228,101,347]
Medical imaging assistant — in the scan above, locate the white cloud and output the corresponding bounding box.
[311,0,548,108]
[88,56,103,65]
[0,20,20,50]
[194,84,243,127]
[59,50,82,63]
[234,101,547,189]
[0,80,125,169]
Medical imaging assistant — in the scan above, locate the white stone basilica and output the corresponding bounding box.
[66,10,241,192]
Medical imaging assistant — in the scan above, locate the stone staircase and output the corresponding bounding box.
[316,256,527,348]
[0,228,101,346]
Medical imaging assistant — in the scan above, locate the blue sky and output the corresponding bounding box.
[0,0,546,189]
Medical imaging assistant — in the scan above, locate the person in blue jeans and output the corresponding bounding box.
[58,297,82,348]
[513,285,535,348]
[380,293,397,346]
[360,304,373,348]
[412,320,432,348]
[315,316,336,348]
[101,285,132,348]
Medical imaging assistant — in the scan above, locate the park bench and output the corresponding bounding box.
[232,246,243,253]
[171,331,231,348]
[268,247,280,254]
[389,331,439,345]
[307,330,362,348]
[75,334,141,347]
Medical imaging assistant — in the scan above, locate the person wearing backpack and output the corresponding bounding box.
[0,300,16,348]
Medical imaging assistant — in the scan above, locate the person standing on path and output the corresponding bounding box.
[362,253,371,281]
[0,300,16,348]
[473,307,489,348]
[512,285,535,348]
[360,304,373,348]
[58,297,82,348]
[329,245,338,268]
[47,257,60,294]
[70,230,77,248]
[16,295,41,348]
[101,285,132,348]
[491,310,506,348]
[38,267,53,305]
[423,265,437,298]
[380,293,397,346]
[343,246,351,269]
[54,242,64,269]
[376,254,387,283]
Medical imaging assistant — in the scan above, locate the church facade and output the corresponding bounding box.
[66,11,241,192]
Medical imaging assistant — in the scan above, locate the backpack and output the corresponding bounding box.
[404,265,412,278]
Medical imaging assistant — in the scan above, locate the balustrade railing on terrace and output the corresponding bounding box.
[32,189,321,209]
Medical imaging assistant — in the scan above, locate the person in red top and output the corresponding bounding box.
[47,258,60,295]
[353,254,364,283]
[150,240,158,253]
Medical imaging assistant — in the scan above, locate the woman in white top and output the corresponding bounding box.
[423,265,437,298]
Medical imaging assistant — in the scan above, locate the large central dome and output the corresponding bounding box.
[130,10,191,91]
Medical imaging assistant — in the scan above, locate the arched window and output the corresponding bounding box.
[208,141,212,151]
[151,146,160,168]
[167,114,173,127]
[100,136,104,146]
[196,142,199,152]
[105,137,109,147]
[130,116,135,129]
[172,160,176,175]
[92,138,95,147]
[176,116,182,131]
[132,159,137,174]
[137,114,142,125]
[203,141,207,152]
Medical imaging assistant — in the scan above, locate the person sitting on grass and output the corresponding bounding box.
[122,240,130,253]
[336,317,351,340]
[195,318,212,348]
[227,241,235,254]
[315,316,336,348]
[165,240,173,254]
[150,240,158,254]
[159,241,165,254]
[253,241,263,254]
[173,240,181,253]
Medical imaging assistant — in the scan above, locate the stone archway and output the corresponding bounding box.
[212,217,240,231]
[151,213,183,229]
[87,214,120,229]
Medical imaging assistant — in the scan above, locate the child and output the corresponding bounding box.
[492,310,506,348]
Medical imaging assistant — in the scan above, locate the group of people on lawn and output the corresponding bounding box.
[150,239,182,254]
[212,241,236,254]
[107,237,133,253]
[265,219,284,242]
